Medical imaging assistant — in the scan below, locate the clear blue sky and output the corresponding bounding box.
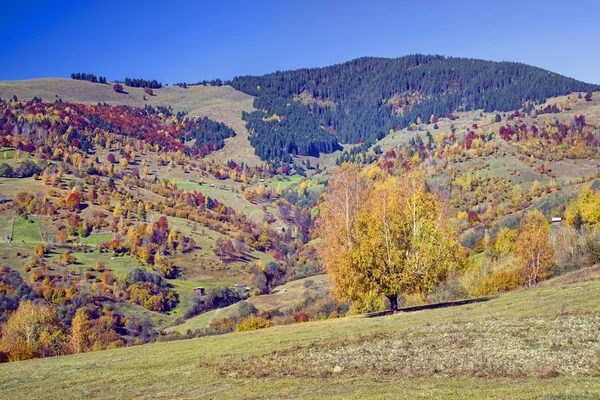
[2,0,599,84]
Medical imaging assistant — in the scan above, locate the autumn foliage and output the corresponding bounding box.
[516,210,554,287]
[66,189,82,210]
[0,301,66,361]
[322,164,466,311]
[234,314,274,332]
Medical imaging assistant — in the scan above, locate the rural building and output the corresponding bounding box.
[193,287,205,296]
[235,283,250,291]
[551,217,562,223]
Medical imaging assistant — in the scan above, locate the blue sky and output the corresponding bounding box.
[2,0,599,83]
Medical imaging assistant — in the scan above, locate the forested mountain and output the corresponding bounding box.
[232,55,599,162]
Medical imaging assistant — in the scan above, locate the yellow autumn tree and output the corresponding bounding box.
[113,202,123,218]
[566,187,600,227]
[516,210,554,287]
[297,181,308,196]
[493,227,516,259]
[322,165,466,311]
[235,314,274,332]
[70,307,90,354]
[0,301,66,361]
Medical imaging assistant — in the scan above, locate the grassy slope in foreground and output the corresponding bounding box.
[1,276,600,399]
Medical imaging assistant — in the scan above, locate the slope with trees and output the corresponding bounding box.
[232,55,598,162]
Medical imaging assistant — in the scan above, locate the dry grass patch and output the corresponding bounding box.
[204,314,600,380]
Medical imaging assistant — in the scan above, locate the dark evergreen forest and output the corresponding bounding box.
[71,73,107,84]
[231,55,598,162]
[124,78,163,89]
[182,116,236,153]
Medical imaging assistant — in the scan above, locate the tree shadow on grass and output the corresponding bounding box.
[365,296,496,318]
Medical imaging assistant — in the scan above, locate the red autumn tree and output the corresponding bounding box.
[293,311,310,323]
[467,211,480,223]
[106,153,116,163]
[156,216,169,232]
[23,143,36,153]
[215,237,236,262]
[66,189,82,211]
[585,93,592,102]
[143,87,153,96]
[58,229,68,244]
[113,83,124,93]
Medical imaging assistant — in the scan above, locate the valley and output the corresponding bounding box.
[1,55,600,399]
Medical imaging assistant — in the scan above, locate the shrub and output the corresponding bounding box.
[33,245,46,257]
[235,315,274,332]
[303,279,314,289]
[209,318,235,334]
[237,301,258,318]
[293,311,310,323]
[113,84,124,93]
[30,268,44,282]
[473,269,525,297]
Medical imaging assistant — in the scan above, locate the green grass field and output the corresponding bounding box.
[79,232,113,245]
[44,250,142,277]
[0,147,16,160]
[0,177,50,203]
[168,279,225,318]
[11,216,43,243]
[0,215,13,239]
[1,275,600,399]
[167,302,240,332]
[267,174,304,190]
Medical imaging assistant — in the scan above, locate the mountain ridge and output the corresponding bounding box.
[230,54,599,162]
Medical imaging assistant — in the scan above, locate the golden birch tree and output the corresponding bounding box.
[516,210,554,287]
[321,163,369,304]
[0,301,65,361]
[323,166,466,311]
[70,307,90,354]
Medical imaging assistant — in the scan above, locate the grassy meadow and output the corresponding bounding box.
[1,273,600,399]
[11,216,43,243]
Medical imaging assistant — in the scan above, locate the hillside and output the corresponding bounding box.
[1,277,600,399]
[231,55,599,162]
[167,274,331,333]
[2,58,600,380]
[0,92,322,350]
[0,78,262,166]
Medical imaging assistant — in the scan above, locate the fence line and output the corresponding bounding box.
[8,216,15,243]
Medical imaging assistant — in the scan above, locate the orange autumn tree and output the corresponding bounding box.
[321,163,368,306]
[66,188,82,210]
[322,165,466,311]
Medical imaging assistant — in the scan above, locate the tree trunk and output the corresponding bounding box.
[388,295,398,313]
